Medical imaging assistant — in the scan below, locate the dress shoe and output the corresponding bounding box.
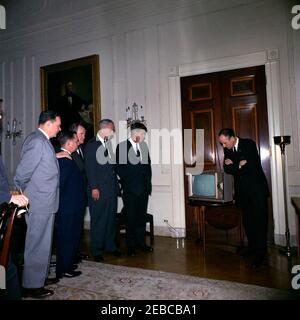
[44,277,59,286]
[22,287,54,299]
[94,255,104,262]
[72,264,79,270]
[62,270,82,278]
[79,252,89,260]
[127,248,136,257]
[140,245,153,252]
[75,252,90,263]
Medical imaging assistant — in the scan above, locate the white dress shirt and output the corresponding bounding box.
[38,128,50,140]
[97,133,111,158]
[233,137,239,152]
[129,138,142,161]
[61,148,72,156]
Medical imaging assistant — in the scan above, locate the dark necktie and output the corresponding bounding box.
[136,144,141,159]
[104,148,109,158]
[233,147,237,153]
[77,147,83,160]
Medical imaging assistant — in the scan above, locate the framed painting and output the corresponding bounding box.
[40,55,101,141]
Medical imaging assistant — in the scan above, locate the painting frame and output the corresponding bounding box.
[40,54,101,139]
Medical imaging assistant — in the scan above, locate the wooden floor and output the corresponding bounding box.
[80,231,299,290]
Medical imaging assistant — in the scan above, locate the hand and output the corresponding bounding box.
[56,151,72,160]
[92,189,100,201]
[10,194,29,207]
[239,160,247,167]
[224,159,233,165]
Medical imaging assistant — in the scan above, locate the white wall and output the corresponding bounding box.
[0,0,299,241]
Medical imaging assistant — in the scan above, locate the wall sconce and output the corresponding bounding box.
[273,135,297,257]
[126,102,146,128]
[6,118,22,145]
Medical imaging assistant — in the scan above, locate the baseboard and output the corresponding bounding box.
[83,222,185,239]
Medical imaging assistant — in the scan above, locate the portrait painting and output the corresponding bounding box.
[40,55,100,141]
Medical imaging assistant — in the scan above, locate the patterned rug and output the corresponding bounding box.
[33,261,298,300]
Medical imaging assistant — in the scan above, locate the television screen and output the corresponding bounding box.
[192,173,215,197]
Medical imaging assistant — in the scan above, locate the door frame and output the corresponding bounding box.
[168,49,286,244]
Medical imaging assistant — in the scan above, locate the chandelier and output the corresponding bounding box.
[126,102,146,128]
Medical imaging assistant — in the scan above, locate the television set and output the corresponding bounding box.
[187,170,233,203]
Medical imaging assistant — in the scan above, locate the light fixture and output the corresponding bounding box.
[6,118,22,145]
[273,135,297,257]
[126,102,146,128]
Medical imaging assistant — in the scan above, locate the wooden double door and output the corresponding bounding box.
[181,66,274,243]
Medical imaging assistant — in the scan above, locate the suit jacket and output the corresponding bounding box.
[115,140,152,196]
[0,155,11,203]
[14,130,60,213]
[57,158,85,214]
[84,136,118,199]
[72,145,88,204]
[72,145,85,176]
[223,138,269,205]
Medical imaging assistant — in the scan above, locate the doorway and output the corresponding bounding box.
[180,66,274,244]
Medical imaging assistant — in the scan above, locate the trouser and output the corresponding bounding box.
[89,194,117,256]
[55,209,83,277]
[123,192,149,248]
[241,191,268,256]
[22,212,55,288]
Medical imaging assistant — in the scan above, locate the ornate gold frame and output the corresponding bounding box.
[40,54,101,134]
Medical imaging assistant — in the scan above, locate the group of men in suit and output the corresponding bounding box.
[7,110,152,299]
[85,119,153,261]
[1,109,269,299]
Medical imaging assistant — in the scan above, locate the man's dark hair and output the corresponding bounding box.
[99,119,114,129]
[218,128,236,138]
[69,122,85,133]
[38,110,59,125]
[57,131,76,147]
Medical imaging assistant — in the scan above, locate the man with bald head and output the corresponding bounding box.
[85,119,121,262]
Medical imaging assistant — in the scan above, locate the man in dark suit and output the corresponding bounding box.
[69,123,86,182]
[0,155,28,300]
[84,119,121,262]
[55,131,84,278]
[218,128,269,268]
[69,122,89,262]
[115,122,152,257]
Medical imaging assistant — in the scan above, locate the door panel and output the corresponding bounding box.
[232,103,258,143]
[191,109,215,166]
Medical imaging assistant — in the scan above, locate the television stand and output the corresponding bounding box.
[188,199,244,253]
